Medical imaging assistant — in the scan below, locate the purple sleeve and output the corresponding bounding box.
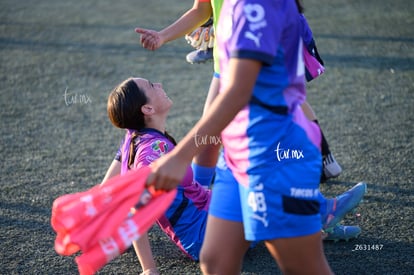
[114,147,121,162]
[114,139,124,162]
[229,0,287,65]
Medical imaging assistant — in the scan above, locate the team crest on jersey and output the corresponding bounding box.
[151,140,168,155]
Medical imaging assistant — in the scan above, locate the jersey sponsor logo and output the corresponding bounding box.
[151,140,168,155]
[243,4,267,47]
[252,212,269,227]
[290,187,319,199]
[245,32,262,47]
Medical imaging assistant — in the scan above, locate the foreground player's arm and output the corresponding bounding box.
[147,58,262,190]
[135,0,212,50]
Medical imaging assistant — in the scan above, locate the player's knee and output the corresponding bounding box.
[200,248,243,275]
[199,248,216,274]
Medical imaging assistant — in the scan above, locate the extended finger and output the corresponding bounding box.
[135,27,149,34]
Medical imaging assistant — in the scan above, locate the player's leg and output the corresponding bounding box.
[192,75,221,187]
[200,216,249,275]
[200,154,250,275]
[265,233,333,275]
[201,74,220,116]
[301,100,318,121]
[301,101,342,182]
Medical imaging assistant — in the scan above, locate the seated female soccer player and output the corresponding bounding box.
[102,77,365,275]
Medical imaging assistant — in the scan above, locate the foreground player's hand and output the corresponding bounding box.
[146,152,188,191]
[135,28,163,51]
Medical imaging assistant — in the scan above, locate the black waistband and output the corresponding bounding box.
[168,193,189,227]
[250,95,288,115]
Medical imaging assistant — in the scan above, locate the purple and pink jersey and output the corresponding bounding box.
[207,0,323,241]
[117,128,210,260]
[217,0,321,188]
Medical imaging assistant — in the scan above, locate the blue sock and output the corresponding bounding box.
[191,163,216,188]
